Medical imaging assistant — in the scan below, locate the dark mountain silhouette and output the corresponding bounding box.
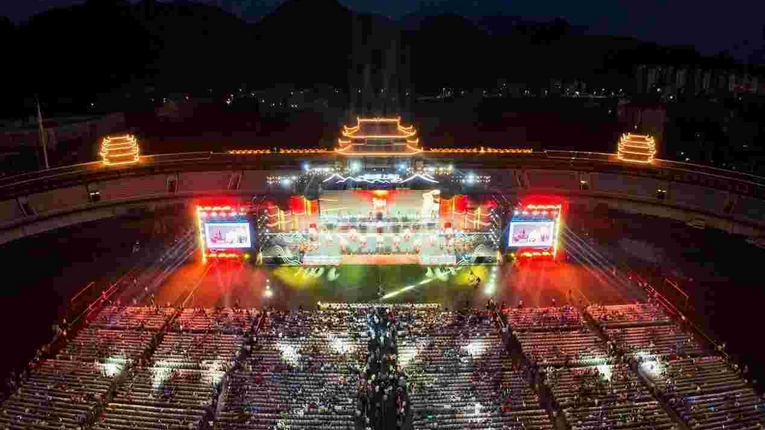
[135,0,252,89]
[253,0,354,88]
[18,0,152,99]
[7,0,761,115]
[406,14,493,92]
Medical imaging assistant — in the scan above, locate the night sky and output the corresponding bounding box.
[4,0,764,64]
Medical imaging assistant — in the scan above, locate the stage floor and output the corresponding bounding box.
[265,231,497,265]
[154,258,646,311]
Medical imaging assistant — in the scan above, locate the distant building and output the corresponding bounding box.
[702,70,712,92]
[675,69,687,91]
[635,64,764,96]
[618,102,666,156]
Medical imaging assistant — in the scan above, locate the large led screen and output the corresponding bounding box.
[205,222,252,249]
[509,221,555,247]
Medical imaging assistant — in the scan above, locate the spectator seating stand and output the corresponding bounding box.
[398,305,553,430]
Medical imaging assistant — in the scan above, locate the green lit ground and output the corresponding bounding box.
[157,259,635,311]
[270,264,493,305]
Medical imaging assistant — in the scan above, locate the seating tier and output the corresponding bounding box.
[547,364,675,430]
[0,360,112,430]
[586,303,672,328]
[606,325,706,358]
[516,329,608,367]
[642,355,765,430]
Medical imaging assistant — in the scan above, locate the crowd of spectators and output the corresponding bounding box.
[644,356,765,429]
[544,364,675,429]
[393,305,552,430]
[216,306,365,430]
[586,303,672,328]
[0,359,113,429]
[95,306,257,430]
[2,302,258,430]
[504,306,608,368]
[358,305,408,430]
[504,306,584,331]
[4,284,762,430]
[503,302,691,430]
[585,303,706,360]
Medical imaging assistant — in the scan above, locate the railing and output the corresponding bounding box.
[656,158,765,186]
[544,150,615,161]
[644,283,728,362]
[663,277,690,312]
[70,281,95,305]
[2,148,765,206]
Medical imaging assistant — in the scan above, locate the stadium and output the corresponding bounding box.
[1,117,764,430]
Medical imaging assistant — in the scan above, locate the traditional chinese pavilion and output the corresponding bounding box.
[337,117,421,156]
[617,133,656,164]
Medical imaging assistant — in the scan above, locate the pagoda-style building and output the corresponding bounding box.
[100,135,140,165]
[617,133,656,164]
[336,117,421,156]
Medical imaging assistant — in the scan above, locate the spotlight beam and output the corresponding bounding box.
[562,233,621,283]
[561,228,643,302]
[561,226,615,268]
[381,276,438,300]
[562,228,637,292]
[145,237,198,292]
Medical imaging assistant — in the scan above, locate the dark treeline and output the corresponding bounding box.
[2,0,762,119]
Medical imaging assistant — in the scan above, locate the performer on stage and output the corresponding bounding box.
[339,237,348,254]
[469,270,481,291]
[393,234,402,252]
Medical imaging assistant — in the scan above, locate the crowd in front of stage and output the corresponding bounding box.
[358,306,409,430]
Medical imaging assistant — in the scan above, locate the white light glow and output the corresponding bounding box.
[152,361,175,389]
[397,347,418,368]
[484,283,495,295]
[98,358,125,378]
[328,334,354,355]
[597,364,612,381]
[640,360,664,379]
[203,370,225,386]
[463,341,486,357]
[277,342,301,367]
[636,351,664,379]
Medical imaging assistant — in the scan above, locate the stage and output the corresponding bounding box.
[267,230,497,265]
[256,189,501,266]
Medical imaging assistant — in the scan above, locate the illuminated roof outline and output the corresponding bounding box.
[337,117,421,155]
[428,147,533,154]
[618,133,656,164]
[100,135,139,166]
[322,172,438,184]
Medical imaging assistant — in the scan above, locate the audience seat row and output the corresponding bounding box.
[642,355,765,430]
[547,364,675,430]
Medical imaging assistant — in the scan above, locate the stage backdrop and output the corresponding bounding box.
[319,190,441,221]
